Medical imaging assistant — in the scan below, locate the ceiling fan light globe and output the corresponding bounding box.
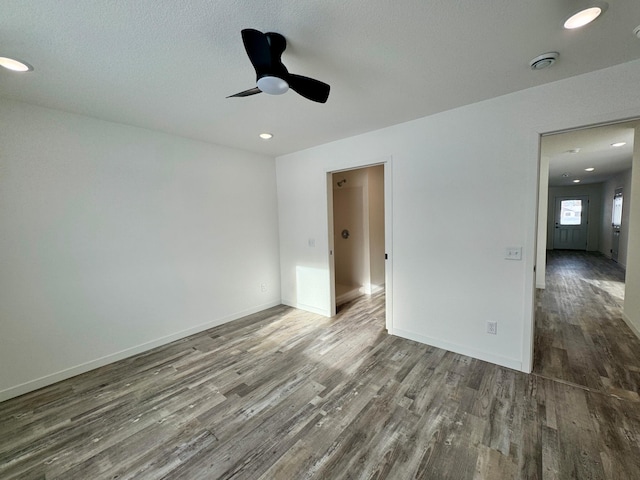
[257,76,289,95]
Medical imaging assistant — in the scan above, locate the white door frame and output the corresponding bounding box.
[326,158,393,332]
[528,113,640,373]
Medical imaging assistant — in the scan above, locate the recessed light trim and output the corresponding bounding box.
[0,56,33,72]
[259,133,273,140]
[573,179,581,183]
[611,142,626,147]
[584,167,595,172]
[562,173,570,177]
[569,148,581,154]
[563,2,608,29]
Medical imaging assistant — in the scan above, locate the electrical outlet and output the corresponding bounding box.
[260,283,267,292]
[487,321,498,335]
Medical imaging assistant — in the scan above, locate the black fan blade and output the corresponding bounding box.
[241,29,272,72]
[287,74,330,103]
[227,87,262,98]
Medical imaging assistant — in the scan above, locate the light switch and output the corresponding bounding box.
[308,238,315,247]
[505,247,522,260]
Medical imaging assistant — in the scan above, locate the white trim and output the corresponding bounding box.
[336,288,365,306]
[622,312,640,340]
[326,171,337,317]
[281,300,331,317]
[391,328,522,371]
[384,160,393,333]
[0,300,281,403]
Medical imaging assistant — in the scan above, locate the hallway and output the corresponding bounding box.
[534,250,640,401]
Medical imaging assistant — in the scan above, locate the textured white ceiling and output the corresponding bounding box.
[543,121,637,187]
[2,1,640,156]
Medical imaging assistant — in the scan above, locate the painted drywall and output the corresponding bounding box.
[546,184,603,251]
[333,171,367,290]
[367,165,385,290]
[0,99,281,401]
[536,156,549,289]
[276,59,640,372]
[624,126,640,337]
[600,169,632,267]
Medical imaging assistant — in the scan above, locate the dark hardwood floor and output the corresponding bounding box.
[2,259,640,479]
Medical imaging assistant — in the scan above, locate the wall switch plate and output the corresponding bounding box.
[260,283,267,292]
[308,238,315,247]
[487,321,498,335]
[505,247,522,260]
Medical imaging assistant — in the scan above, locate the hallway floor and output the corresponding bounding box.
[534,250,640,400]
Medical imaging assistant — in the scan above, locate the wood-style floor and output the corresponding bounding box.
[2,253,640,479]
[534,250,640,401]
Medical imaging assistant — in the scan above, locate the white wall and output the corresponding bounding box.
[547,183,603,251]
[367,165,385,290]
[624,126,640,337]
[600,169,632,267]
[276,59,640,372]
[536,156,549,289]
[0,99,281,401]
[333,170,367,289]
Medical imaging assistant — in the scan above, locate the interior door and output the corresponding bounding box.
[553,195,589,250]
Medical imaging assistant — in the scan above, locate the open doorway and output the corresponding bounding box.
[328,165,385,314]
[533,120,639,393]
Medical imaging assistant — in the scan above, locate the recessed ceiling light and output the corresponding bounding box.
[259,133,273,140]
[573,179,581,183]
[584,167,595,172]
[562,173,570,177]
[0,56,33,72]
[563,1,608,29]
[611,142,626,147]
[568,148,581,154]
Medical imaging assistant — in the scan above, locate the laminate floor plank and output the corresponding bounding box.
[2,270,640,478]
[534,250,640,397]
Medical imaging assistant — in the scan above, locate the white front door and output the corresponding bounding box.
[553,196,589,250]
[611,188,623,262]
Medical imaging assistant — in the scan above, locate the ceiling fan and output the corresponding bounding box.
[228,29,330,104]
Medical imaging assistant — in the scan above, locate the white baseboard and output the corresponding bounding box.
[336,289,363,306]
[0,300,281,403]
[622,312,640,340]
[390,327,523,372]
[281,300,331,317]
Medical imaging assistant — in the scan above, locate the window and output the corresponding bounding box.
[559,199,582,226]
[612,192,623,227]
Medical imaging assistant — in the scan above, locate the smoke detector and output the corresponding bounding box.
[530,52,559,70]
